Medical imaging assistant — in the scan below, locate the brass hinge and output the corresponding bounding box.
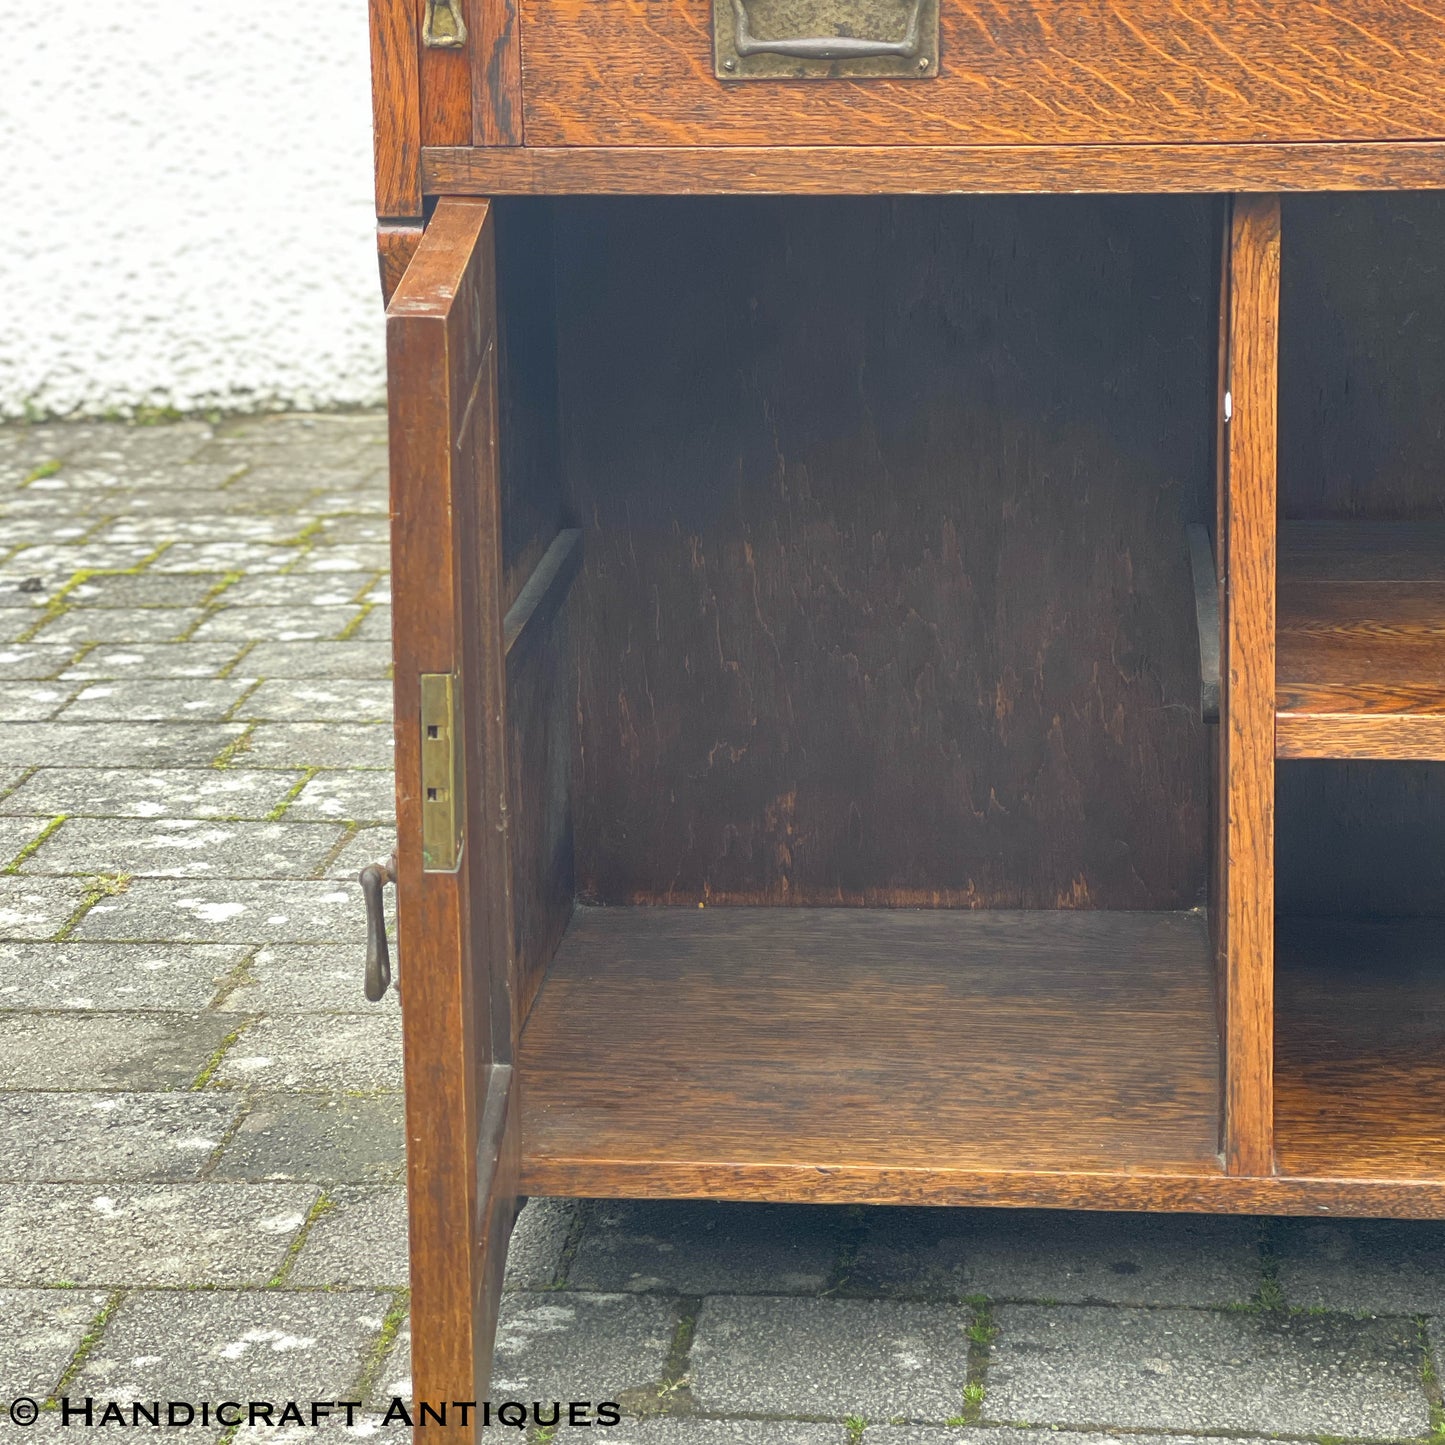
[420,673,463,871]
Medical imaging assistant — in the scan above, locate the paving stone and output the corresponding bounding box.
[0,813,54,864]
[1274,1217,1445,1314]
[866,1433,1271,1445]
[353,606,392,642]
[287,771,395,823]
[289,1188,408,1288]
[1,541,168,575]
[0,764,29,795]
[214,1015,402,1092]
[240,641,392,680]
[328,829,397,879]
[90,486,267,518]
[222,574,378,608]
[95,517,313,546]
[68,573,232,608]
[73,879,365,943]
[0,942,246,1009]
[490,1293,675,1402]
[0,517,93,548]
[580,1427,848,1445]
[0,876,93,939]
[211,1094,405,1184]
[366,1315,410,1413]
[570,1201,847,1296]
[0,1013,239,1090]
[690,1297,969,1421]
[0,644,78,679]
[508,1197,583,1290]
[0,574,56,608]
[987,1303,1428,1438]
[220,945,399,1013]
[0,1182,318,1286]
[242,723,394,770]
[75,1287,390,1400]
[31,608,206,644]
[192,607,365,643]
[851,1208,1261,1307]
[240,679,393,723]
[0,683,73,720]
[316,518,390,547]
[0,1093,243,1182]
[293,545,392,574]
[0,766,304,820]
[0,720,244,767]
[56,677,258,721]
[229,1414,389,1445]
[0,1287,110,1398]
[63,423,215,468]
[23,817,344,879]
[56,643,241,680]
[150,542,298,574]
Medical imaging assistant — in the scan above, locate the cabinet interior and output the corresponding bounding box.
[489,193,1445,1200]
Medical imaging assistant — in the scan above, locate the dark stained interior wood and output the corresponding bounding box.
[556,195,1213,909]
[1277,762,1445,918]
[517,1,1445,149]
[1277,523,1445,760]
[496,199,566,610]
[519,906,1223,1198]
[1276,917,1445,1182]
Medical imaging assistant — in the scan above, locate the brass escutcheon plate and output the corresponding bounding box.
[715,0,939,79]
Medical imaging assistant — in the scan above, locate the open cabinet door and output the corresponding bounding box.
[387,198,519,1425]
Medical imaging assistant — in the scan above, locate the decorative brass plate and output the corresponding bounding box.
[715,0,938,79]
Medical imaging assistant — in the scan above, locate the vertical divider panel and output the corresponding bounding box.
[387,197,520,1428]
[1217,194,1281,1177]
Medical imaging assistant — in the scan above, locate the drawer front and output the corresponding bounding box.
[519,0,1445,147]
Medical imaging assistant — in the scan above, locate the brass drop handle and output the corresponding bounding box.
[423,0,467,49]
[730,0,924,59]
[360,855,398,1002]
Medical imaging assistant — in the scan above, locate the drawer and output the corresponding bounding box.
[518,0,1445,148]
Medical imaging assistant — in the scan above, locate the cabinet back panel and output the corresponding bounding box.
[1279,195,1445,917]
[557,196,1213,908]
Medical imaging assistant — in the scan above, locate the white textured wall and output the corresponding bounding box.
[0,0,386,419]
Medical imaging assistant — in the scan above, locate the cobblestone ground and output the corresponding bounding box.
[1,414,1443,1444]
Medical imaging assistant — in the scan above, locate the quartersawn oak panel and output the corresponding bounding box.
[519,906,1222,1194]
[558,195,1212,908]
[1277,523,1445,760]
[519,0,1445,148]
[1276,917,1445,1182]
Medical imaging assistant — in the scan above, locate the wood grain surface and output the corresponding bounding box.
[419,0,472,146]
[387,199,518,1425]
[423,143,1445,198]
[557,195,1212,908]
[472,0,524,143]
[1277,524,1445,759]
[1281,194,1445,520]
[1276,917,1445,1182]
[519,906,1223,1189]
[516,0,1445,148]
[376,222,424,305]
[1216,195,1279,1178]
[370,0,422,218]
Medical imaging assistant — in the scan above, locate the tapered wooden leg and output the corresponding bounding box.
[1216,194,1281,1177]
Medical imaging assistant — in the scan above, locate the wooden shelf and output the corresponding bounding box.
[1277,521,1445,759]
[1277,916,1445,1182]
[518,906,1222,1203]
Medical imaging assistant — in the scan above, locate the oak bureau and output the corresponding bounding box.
[358,0,1445,1418]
